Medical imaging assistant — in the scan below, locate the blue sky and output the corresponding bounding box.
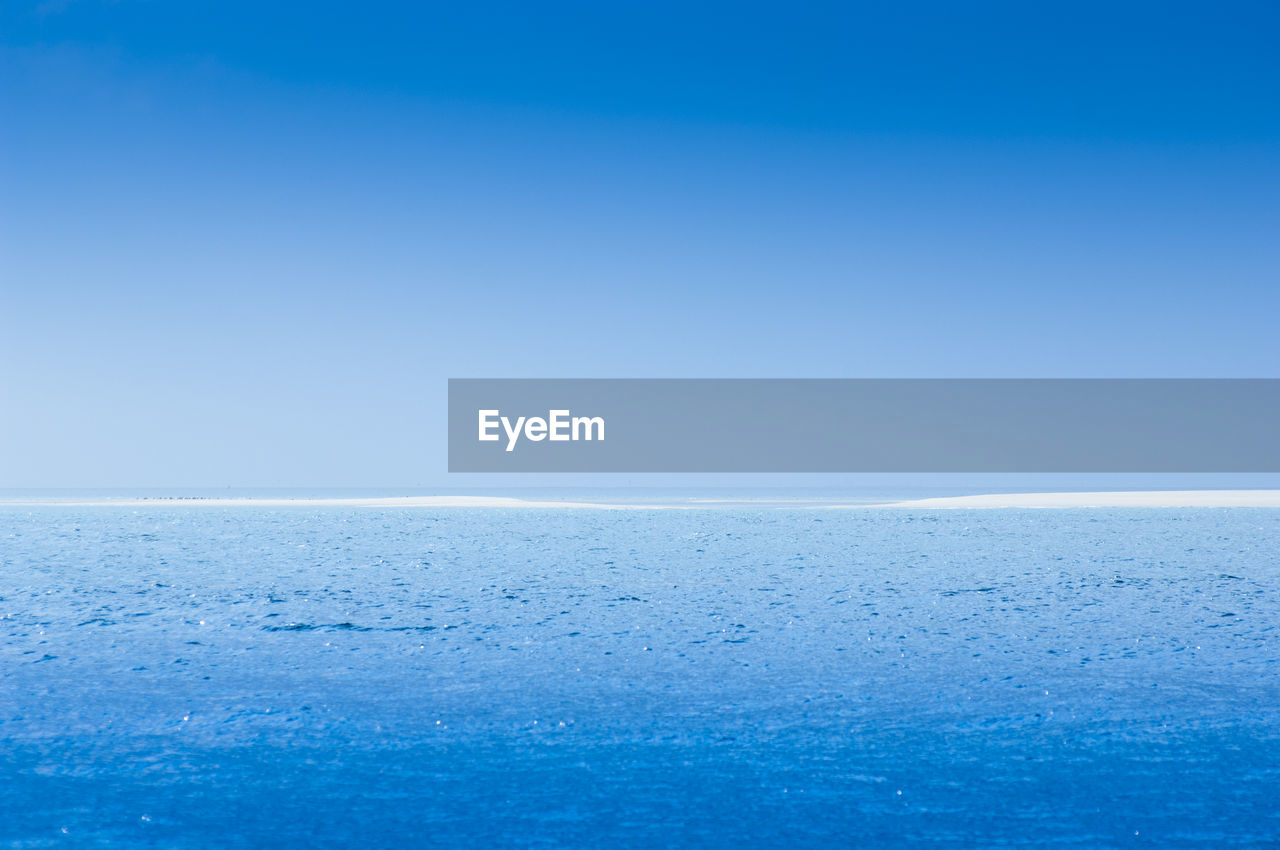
[2,1,1278,487]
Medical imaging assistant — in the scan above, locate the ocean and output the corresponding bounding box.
[3,505,1278,847]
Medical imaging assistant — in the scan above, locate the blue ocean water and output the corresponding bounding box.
[2,506,1278,847]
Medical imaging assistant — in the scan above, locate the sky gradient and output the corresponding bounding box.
[2,1,1278,487]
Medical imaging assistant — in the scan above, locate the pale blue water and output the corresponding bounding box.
[3,506,1279,847]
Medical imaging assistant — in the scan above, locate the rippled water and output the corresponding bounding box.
[3,507,1279,847]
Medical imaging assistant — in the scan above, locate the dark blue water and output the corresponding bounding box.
[3,507,1278,847]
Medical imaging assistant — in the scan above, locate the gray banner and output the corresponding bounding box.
[448,379,1280,472]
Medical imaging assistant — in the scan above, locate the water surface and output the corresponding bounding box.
[3,507,1278,847]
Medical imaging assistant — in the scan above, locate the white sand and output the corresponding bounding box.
[879,490,1280,509]
[2,490,1279,509]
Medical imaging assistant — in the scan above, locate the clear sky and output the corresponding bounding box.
[2,1,1278,487]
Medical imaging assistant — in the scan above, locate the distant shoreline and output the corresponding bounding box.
[3,490,1280,509]
[878,490,1280,509]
